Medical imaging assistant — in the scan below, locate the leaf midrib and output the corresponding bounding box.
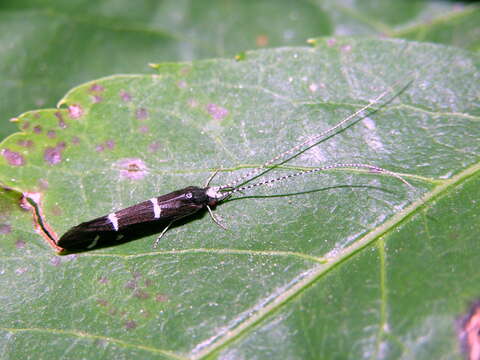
[192,161,480,359]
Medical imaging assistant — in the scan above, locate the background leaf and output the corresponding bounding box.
[0,0,477,139]
[1,38,479,359]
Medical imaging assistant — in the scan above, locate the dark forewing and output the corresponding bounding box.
[57,186,207,251]
[57,215,122,250]
[115,199,160,228]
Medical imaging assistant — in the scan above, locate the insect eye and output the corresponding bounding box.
[185,192,193,199]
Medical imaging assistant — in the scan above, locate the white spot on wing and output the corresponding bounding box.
[108,213,119,231]
[87,235,100,249]
[151,198,161,219]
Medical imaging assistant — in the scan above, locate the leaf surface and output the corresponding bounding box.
[0,0,477,139]
[0,38,479,359]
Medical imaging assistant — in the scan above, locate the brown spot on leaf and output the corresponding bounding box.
[92,95,103,103]
[459,300,480,360]
[15,239,26,249]
[47,130,56,139]
[97,299,109,307]
[207,103,229,121]
[68,104,84,118]
[22,121,30,130]
[55,112,67,129]
[148,142,161,153]
[0,224,11,234]
[155,294,168,302]
[38,179,49,190]
[43,148,60,164]
[33,125,42,134]
[134,290,150,300]
[180,67,190,76]
[256,34,269,47]
[96,140,115,152]
[120,90,132,102]
[156,294,168,302]
[89,83,104,92]
[115,158,148,180]
[44,143,66,165]
[139,125,149,134]
[50,257,62,266]
[124,320,137,330]
[135,108,149,120]
[1,149,25,166]
[94,339,108,348]
[188,99,198,108]
[17,139,33,148]
[125,280,137,290]
[50,204,62,216]
[71,136,80,145]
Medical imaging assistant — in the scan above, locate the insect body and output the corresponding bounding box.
[58,78,413,251]
[58,186,227,250]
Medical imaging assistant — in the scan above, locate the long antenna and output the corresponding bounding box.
[219,76,413,192]
[221,163,413,197]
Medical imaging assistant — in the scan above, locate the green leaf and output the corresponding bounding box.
[0,0,477,139]
[1,38,479,359]
[394,6,480,53]
[0,0,329,139]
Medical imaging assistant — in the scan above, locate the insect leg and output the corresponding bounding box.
[153,220,174,248]
[205,169,220,187]
[207,205,228,230]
